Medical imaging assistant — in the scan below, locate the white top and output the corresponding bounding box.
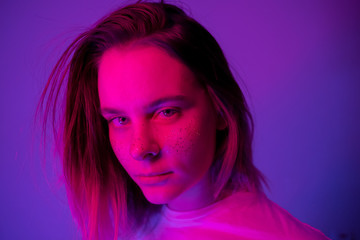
[138,191,329,240]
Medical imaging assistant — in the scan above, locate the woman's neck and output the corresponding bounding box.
[166,173,216,212]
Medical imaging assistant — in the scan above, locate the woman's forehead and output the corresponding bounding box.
[97,45,202,110]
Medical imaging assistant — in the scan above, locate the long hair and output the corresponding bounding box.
[38,2,265,239]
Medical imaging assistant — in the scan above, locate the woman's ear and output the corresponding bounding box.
[216,112,227,130]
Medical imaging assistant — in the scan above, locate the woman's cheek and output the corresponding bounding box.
[109,130,128,162]
[164,120,203,165]
[173,121,200,153]
[177,118,215,172]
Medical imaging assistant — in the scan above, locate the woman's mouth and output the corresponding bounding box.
[137,172,173,185]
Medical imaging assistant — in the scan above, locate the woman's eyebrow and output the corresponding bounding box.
[100,107,125,117]
[101,95,190,116]
[145,95,189,111]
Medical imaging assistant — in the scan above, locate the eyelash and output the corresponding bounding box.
[108,108,180,127]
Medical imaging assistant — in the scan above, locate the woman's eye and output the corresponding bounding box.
[158,108,178,118]
[110,116,128,126]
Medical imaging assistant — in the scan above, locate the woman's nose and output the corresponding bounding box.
[129,126,160,161]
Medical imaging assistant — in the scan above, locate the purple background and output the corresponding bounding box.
[1,0,359,239]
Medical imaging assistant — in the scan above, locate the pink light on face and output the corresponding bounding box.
[98,45,222,211]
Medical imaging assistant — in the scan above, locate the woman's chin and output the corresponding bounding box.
[140,185,181,205]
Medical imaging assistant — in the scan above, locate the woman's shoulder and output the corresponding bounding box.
[226,190,330,240]
[137,190,330,240]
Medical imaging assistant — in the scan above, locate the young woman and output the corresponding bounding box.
[39,1,329,239]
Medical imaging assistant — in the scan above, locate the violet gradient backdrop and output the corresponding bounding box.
[1,0,359,239]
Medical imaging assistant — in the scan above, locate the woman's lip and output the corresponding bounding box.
[139,171,172,177]
[137,172,173,185]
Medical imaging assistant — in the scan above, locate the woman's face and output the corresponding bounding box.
[98,45,219,211]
